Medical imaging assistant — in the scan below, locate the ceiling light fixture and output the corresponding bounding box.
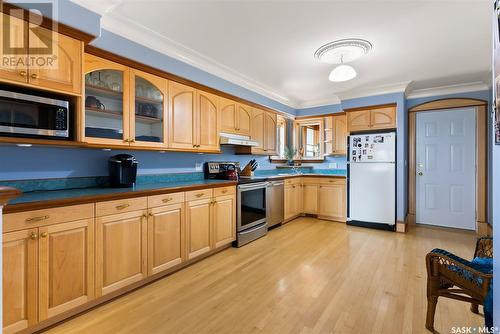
[315,38,371,82]
[314,39,372,64]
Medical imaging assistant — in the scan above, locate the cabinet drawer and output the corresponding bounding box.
[185,188,213,202]
[301,177,322,185]
[96,197,147,217]
[3,204,94,233]
[148,192,185,208]
[213,186,235,197]
[284,177,301,185]
[318,178,346,185]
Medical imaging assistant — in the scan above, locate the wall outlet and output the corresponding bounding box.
[328,163,337,169]
[195,162,202,171]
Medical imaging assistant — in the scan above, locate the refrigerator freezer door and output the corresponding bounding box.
[349,132,396,163]
[349,162,396,225]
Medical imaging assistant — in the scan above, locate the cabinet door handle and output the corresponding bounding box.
[29,232,38,240]
[115,204,130,210]
[26,215,49,223]
[30,73,39,79]
[148,212,153,217]
[130,138,135,143]
[19,71,27,77]
[124,139,130,143]
[162,198,173,203]
[195,193,204,198]
[40,232,48,238]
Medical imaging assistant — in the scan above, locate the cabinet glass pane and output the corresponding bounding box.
[84,70,124,140]
[134,76,163,143]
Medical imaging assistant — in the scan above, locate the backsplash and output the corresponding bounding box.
[0,145,347,181]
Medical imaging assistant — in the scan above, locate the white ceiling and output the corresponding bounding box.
[73,0,492,109]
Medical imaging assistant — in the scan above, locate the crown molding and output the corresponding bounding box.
[297,96,342,109]
[405,81,489,99]
[96,12,302,110]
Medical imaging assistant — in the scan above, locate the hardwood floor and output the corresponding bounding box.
[44,217,482,334]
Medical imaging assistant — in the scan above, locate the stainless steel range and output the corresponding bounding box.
[204,162,269,247]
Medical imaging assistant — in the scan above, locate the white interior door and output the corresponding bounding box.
[416,108,476,230]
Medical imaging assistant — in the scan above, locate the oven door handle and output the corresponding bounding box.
[238,182,268,190]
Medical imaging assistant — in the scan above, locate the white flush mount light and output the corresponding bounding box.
[315,38,371,82]
[329,64,357,82]
[314,39,372,64]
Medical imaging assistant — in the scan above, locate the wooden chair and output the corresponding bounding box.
[425,237,493,332]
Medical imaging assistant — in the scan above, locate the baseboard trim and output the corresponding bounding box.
[396,221,406,233]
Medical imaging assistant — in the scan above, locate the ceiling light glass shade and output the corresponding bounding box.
[329,64,357,82]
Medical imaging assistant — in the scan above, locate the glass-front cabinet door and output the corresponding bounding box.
[84,54,130,145]
[130,69,167,147]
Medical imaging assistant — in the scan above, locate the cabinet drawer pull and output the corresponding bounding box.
[40,232,48,238]
[221,189,227,194]
[115,204,130,210]
[31,73,39,79]
[162,198,173,203]
[29,232,38,240]
[26,215,49,223]
[19,71,27,77]
[195,193,204,198]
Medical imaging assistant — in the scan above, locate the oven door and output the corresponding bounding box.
[0,90,69,138]
[237,182,268,232]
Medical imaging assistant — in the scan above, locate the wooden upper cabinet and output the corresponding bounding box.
[0,13,28,84]
[84,54,130,146]
[370,106,396,130]
[168,81,196,149]
[213,194,236,248]
[29,27,83,95]
[3,229,38,334]
[237,104,252,136]
[95,210,148,297]
[329,114,347,155]
[0,14,82,94]
[250,108,265,153]
[264,111,277,154]
[197,90,219,151]
[347,106,397,132]
[347,109,371,132]
[130,69,168,148]
[148,203,184,275]
[38,219,94,321]
[220,97,238,133]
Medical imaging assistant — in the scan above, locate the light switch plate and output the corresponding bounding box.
[328,163,337,169]
[195,162,202,171]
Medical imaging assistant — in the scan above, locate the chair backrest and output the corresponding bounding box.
[474,237,493,258]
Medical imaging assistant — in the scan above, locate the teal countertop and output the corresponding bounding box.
[5,179,237,212]
[3,169,347,213]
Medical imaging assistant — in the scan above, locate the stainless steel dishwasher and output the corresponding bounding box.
[266,180,284,228]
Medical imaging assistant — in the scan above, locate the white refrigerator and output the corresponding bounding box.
[347,132,396,229]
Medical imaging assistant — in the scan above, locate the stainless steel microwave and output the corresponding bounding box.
[0,89,69,138]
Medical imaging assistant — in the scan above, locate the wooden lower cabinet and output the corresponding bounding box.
[318,184,346,221]
[186,198,212,259]
[213,194,236,248]
[147,203,184,275]
[3,229,38,334]
[95,210,148,297]
[38,219,94,320]
[302,184,319,214]
[285,184,302,220]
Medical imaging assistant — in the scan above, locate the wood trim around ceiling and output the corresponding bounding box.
[344,103,397,113]
[0,2,97,43]
[407,98,488,234]
[84,45,294,118]
[295,111,346,120]
[408,98,487,112]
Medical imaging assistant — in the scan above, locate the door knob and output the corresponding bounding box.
[418,172,423,176]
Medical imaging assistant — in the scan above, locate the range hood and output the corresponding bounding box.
[219,132,259,147]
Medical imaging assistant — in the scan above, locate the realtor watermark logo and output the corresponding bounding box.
[1,0,59,70]
[451,327,499,333]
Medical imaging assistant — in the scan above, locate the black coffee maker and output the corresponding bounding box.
[108,154,138,188]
